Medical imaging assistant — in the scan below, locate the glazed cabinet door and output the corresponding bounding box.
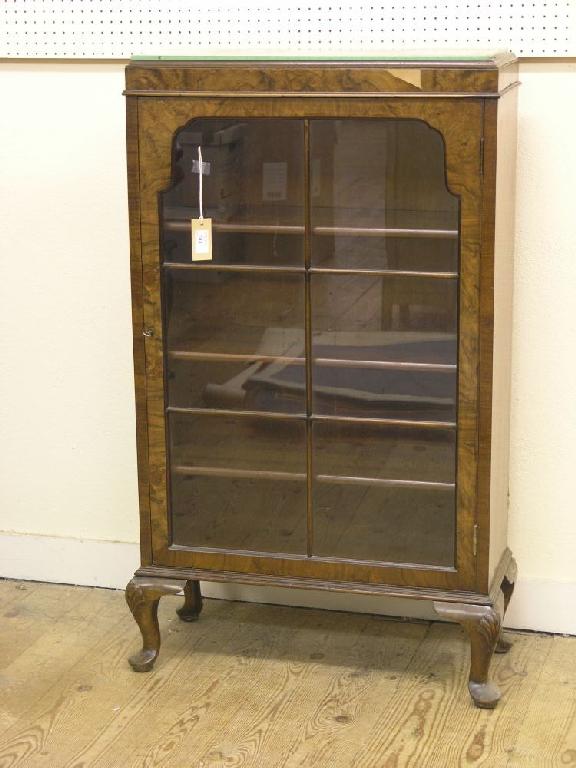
[134,97,483,592]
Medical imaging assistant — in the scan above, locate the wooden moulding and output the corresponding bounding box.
[135,548,514,608]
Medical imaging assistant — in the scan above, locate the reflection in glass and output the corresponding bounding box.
[313,483,455,565]
[311,274,457,420]
[169,413,307,552]
[161,119,304,266]
[172,476,307,553]
[169,412,306,474]
[167,356,306,414]
[310,119,459,272]
[313,422,456,484]
[165,270,304,356]
[164,269,305,413]
[158,116,461,567]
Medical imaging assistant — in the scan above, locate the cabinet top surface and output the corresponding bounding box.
[130,50,514,66]
[125,50,518,96]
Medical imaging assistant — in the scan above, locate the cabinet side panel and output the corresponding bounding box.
[489,88,518,583]
[126,96,152,566]
[479,90,518,589]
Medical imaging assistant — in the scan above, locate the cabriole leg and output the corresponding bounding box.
[176,579,203,622]
[434,601,502,709]
[125,577,186,672]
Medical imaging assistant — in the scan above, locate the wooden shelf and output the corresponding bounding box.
[163,206,458,240]
[167,350,456,373]
[163,262,302,273]
[167,406,306,420]
[168,350,304,365]
[312,414,456,430]
[166,406,456,430]
[172,465,306,482]
[314,357,456,372]
[313,226,457,239]
[164,220,304,235]
[164,219,457,239]
[172,464,453,491]
[162,262,458,279]
[315,474,454,490]
[309,267,458,279]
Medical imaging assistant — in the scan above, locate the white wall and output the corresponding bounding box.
[1,61,575,633]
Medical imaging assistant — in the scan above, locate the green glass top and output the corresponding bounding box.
[131,50,507,63]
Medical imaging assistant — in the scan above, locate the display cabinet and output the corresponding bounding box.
[124,53,518,708]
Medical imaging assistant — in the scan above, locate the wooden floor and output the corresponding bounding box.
[0,580,575,768]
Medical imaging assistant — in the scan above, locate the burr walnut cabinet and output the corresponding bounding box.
[124,53,518,708]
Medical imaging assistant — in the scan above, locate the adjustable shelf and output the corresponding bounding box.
[167,349,456,372]
[163,206,458,239]
[172,464,454,491]
[163,261,458,278]
[164,219,458,239]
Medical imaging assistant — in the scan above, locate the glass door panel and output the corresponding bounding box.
[313,483,455,565]
[312,421,456,565]
[310,273,457,421]
[161,118,305,267]
[309,119,459,272]
[164,269,305,414]
[313,421,456,484]
[169,412,307,553]
[309,118,460,567]
[160,117,307,556]
[158,115,461,570]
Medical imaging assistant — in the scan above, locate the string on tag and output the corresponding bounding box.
[198,146,203,222]
[191,145,212,262]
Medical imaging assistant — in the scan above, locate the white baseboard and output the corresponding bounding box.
[0,532,574,635]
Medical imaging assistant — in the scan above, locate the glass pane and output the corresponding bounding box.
[172,476,307,553]
[161,119,304,266]
[313,422,456,484]
[170,412,307,553]
[165,270,304,355]
[312,421,455,565]
[310,119,459,272]
[311,273,457,420]
[313,483,455,566]
[164,269,305,413]
[157,116,461,569]
[167,356,306,414]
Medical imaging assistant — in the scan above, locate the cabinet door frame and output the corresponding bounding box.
[132,95,484,593]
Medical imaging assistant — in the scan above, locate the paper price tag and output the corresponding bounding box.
[191,218,213,261]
